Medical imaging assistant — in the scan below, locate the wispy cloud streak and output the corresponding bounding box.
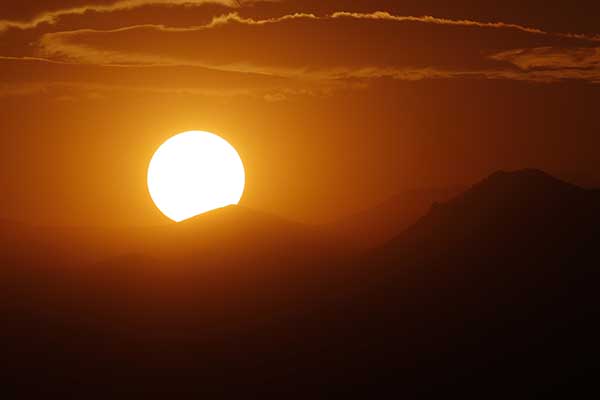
[491,46,600,70]
[3,8,600,94]
[330,11,600,42]
[0,0,274,32]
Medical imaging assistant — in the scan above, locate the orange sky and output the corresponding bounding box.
[1,0,599,227]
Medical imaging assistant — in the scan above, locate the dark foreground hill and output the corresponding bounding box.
[338,169,600,394]
[1,170,598,396]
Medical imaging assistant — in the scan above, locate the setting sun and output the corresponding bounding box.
[147,131,245,222]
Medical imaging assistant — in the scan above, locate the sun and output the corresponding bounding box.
[147,131,246,222]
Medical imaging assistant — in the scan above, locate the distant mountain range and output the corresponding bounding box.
[1,169,598,396]
[325,185,464,249]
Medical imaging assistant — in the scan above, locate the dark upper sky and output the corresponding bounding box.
[1,0,598,226]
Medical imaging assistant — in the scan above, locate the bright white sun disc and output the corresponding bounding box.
[147,131,246,222]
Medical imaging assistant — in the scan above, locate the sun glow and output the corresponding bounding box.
[147,131,246,222]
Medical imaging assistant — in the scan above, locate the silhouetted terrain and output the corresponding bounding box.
[326,186,464,249]
[1,170,598,396]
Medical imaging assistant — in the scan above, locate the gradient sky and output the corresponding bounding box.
[1,0,599,227]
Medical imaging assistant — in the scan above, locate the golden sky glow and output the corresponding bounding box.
[0,0,598,227]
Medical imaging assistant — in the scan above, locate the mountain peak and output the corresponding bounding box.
[463,169,582,203]
[484,168,564,185]
[381,168,597,258]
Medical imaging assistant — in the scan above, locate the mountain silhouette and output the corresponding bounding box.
[345,169,600,394]
[1,170,598,396]
[377,168,599,262]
